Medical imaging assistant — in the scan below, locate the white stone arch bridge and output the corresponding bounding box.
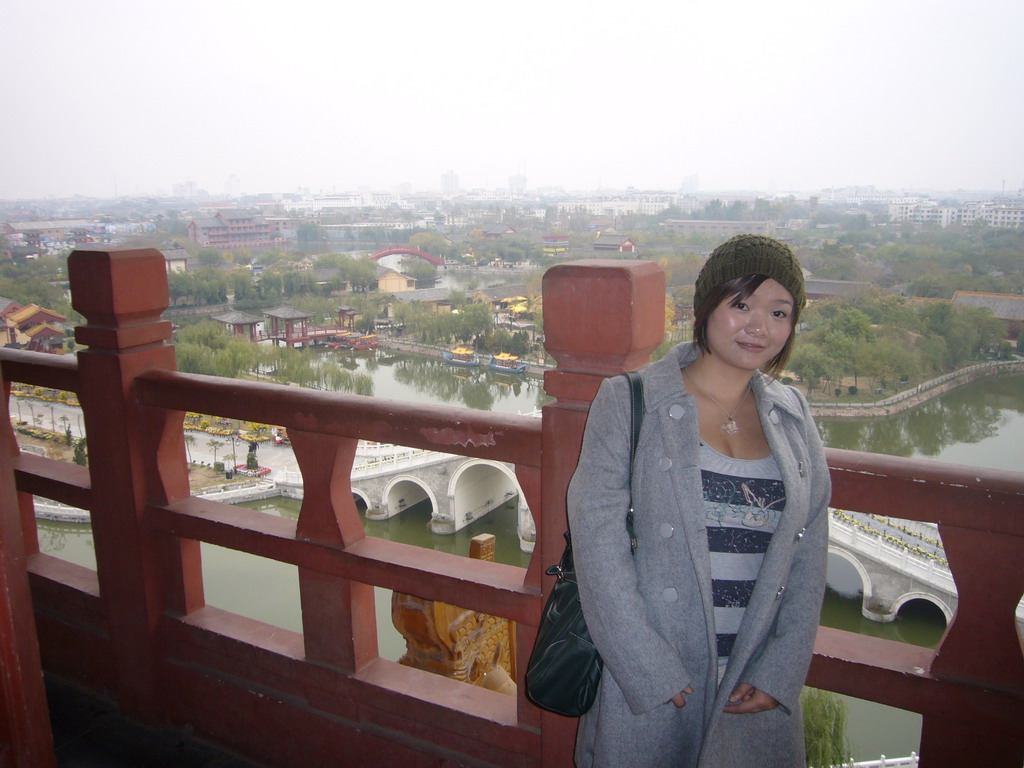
[304,447,536,552]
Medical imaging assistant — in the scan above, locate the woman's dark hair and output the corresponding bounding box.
[692,274,796,378]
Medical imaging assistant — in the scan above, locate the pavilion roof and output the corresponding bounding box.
[264,305,314,320]
[952,290,1024,321]
[211,310,262,326]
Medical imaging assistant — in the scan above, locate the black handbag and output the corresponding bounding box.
[525,371,644,717]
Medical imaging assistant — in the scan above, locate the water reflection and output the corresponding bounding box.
[36,520,96,569]
[239,496,532,569]
[388,355,548,413]
[817,373,1023,464]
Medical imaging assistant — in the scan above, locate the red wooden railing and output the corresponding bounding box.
[0,247,1022,767]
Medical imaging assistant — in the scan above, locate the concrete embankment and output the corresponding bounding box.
[379,339,549,378]
[807,359,1022,419]
[34,480,286,523]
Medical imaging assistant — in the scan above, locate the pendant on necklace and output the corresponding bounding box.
[720,420,740,435]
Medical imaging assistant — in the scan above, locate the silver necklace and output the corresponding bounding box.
[683,369,751,435]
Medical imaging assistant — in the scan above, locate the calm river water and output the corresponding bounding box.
[35,355,1023,761]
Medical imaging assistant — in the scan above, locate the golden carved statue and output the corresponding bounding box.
[392,534,516,695]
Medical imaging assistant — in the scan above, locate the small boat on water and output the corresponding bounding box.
[443,346,480,367]
[488,352,528,374]
[325,334,352,349]
[348,334,379,350]
[330,333,379,350]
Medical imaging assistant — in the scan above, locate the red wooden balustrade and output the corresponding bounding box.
[0,247,1021,767]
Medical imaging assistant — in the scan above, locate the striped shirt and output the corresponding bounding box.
[699,443,785,672]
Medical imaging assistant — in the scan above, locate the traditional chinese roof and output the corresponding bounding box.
[263,305,313,320]
[8,303,66,327]
[804,279,873,298]
[5,220,93,232]
[24,323,64,339]
[389,287,453,304]
[952,290,1024,321]
[211,310,263,326]
[0,297,22,316]
[484,225,516,237]
[473,285,529,302]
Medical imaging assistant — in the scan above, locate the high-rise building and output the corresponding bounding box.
[680,174,699,194]
[441,171,459,197]
[508,174,527,196]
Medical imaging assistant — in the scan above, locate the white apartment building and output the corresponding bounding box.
[556,193,693,217]
[959,202,1024,228]
[888,200,1024,228]
[819,187,924,206]
[888,202,959,227]
[283,192,414,214]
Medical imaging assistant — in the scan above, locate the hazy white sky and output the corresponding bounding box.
[2,0,1022,199]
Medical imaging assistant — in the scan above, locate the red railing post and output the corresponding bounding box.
[289,428,377,670]
[537,260,665,765]
[67,247,180,723]
[0,365,57,768]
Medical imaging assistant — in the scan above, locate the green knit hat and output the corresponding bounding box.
[694,234,806,320]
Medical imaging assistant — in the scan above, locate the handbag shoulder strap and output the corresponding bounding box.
[623,370,644,554]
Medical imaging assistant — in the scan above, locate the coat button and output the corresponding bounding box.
[663,587,678,602]
[660,523,674,538]
[659,457,672,471]
[669,404,685,420]
[795,527,806,542]
[768,410,780,424]
[776,586,786,600]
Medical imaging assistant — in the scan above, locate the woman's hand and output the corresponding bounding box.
[669,685,695,707]
[723,683,778,714]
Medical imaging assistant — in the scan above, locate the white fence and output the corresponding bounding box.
[810,359,1021,410]
[828,514,955,594]
[847,755,918,768]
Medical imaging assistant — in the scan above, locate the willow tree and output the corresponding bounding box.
[802,687,852,767]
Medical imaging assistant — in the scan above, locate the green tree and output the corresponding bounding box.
[343,258,378,293]
[802,687,851,768]
[168,270,195,305]
[296,222,324,244]
[197,248,223,266]
[401,257,438,284]
[230,271,256,302]
[408,231,449,255]
[455,301,494,342]
[788,343,830,392]
[206,439,224,466]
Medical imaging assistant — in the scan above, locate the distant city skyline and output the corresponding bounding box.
[4,174,1020,205]
[2,0,1021,201]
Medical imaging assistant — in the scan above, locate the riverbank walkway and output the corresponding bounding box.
[804,358,1023,418]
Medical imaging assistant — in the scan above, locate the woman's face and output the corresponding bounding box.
[703,278,795,374]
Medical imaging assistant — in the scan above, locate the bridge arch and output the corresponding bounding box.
[890,591,953,624]
[377,475,438,521]
[370,247,445,267]
[447,460,523,533]
[351,488,371,514]
[826,544,879,621]
[827,545,873,596]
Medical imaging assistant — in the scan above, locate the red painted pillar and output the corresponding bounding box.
[537,260,665,765]
[68,247,180,723]
[290,429,376,671]
[0,366,57,768]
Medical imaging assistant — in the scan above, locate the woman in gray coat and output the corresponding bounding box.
[568,234,831,767]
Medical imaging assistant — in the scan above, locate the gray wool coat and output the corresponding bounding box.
[567,343,831,768]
